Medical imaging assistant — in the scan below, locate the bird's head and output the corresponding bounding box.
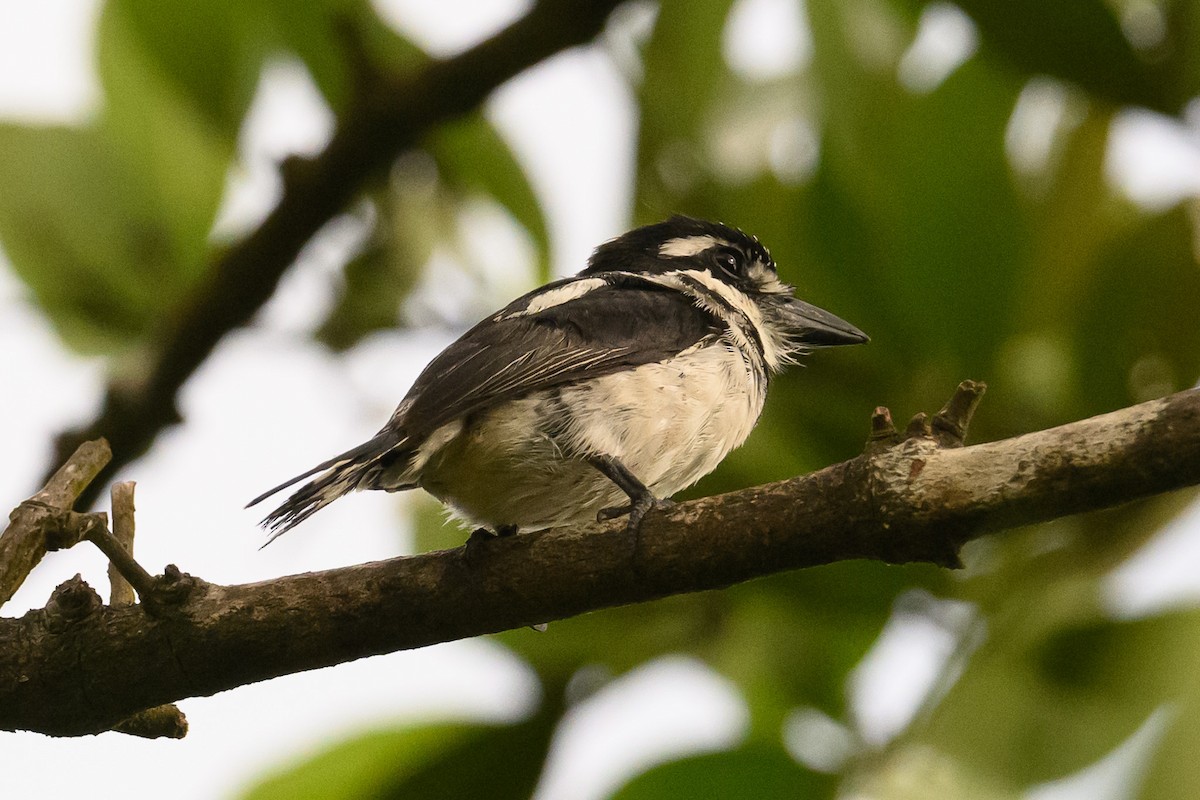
[584,215,868,368]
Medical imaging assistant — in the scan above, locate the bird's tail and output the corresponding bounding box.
[247,433,402,545]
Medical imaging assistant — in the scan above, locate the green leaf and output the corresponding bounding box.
[714,566,939,725]
[242,695,564,800]
[428,114,550,281]
[496,564,906,738]
[314,161,448,351]
[919,599,1200,787]
[0,126,196,351]
[100,0,268,135]
[242,723,473,800]
[1161,1,1200,104]
[98,0,253,247]
[314,198,430,352]
[943,0,1169,112]
[608,744,837,800]
[1073,207,1200,409]
[1,1,281,352]
[84,0,258,348]
[259,0,428,113]
[635,0,738,216]
[497,592,735,681]
[1139,687,1200,800]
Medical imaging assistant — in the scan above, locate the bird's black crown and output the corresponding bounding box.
[583,215,775,278]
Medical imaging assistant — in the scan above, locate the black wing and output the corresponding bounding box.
[389,273,720,440]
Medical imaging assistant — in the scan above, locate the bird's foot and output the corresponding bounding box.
[586,454,674,565]
[596,496,675,525]
[463,524,517,564]
[597,495,675,556]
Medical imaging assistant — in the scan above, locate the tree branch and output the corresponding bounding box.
[48,0,627,508]
[0,439,111,607]
[3,386,1198,737]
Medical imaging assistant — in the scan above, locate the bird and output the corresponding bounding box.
[248,216,868,546]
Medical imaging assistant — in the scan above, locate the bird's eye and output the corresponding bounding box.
[713,250,741,278]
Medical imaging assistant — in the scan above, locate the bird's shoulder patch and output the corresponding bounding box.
[496,277,608,320]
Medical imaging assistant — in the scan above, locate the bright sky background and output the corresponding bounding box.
[2,2,1200,798]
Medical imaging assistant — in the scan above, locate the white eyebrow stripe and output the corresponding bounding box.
[658,235,724,257]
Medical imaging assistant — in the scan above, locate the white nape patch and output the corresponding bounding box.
[658,235,723,258]
[501,277,607,319]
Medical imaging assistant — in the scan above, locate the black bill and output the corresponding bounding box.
[780,297,869,347]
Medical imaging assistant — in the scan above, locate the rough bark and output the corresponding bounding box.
[2,386,1197,737]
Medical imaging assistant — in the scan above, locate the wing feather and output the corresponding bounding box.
[387,275,719,439]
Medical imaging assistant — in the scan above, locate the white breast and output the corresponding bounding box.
[416,342,766,531]
[555,341,765,493]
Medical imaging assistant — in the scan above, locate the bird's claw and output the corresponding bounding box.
[463,524,517,565]
[598,496,675,564]
[596,496,675,526]
[596,504,630,522]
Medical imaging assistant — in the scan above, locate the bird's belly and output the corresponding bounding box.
[418,395,622,530]
[419,346,765,531]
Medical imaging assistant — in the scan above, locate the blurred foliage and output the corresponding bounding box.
[0,0,541,353]
[4,0,1200,798]
[609,744,839,798]
[243,691,563,800]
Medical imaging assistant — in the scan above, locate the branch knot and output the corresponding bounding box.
[44,575,103,632]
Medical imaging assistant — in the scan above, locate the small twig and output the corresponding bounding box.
[109,483,138,607]
[84,524,157,604]
[27,485,189,612]
[40,508,107,552]
[105,482,190,737]
[2,452,190,737]
[0,439,111,608]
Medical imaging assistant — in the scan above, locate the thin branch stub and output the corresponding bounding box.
[905,411,932,440]
[109,482,138,607]
[866,406,899,452]
[111,705,189,740]
[932,380,987,447]
[44,575,103,633]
